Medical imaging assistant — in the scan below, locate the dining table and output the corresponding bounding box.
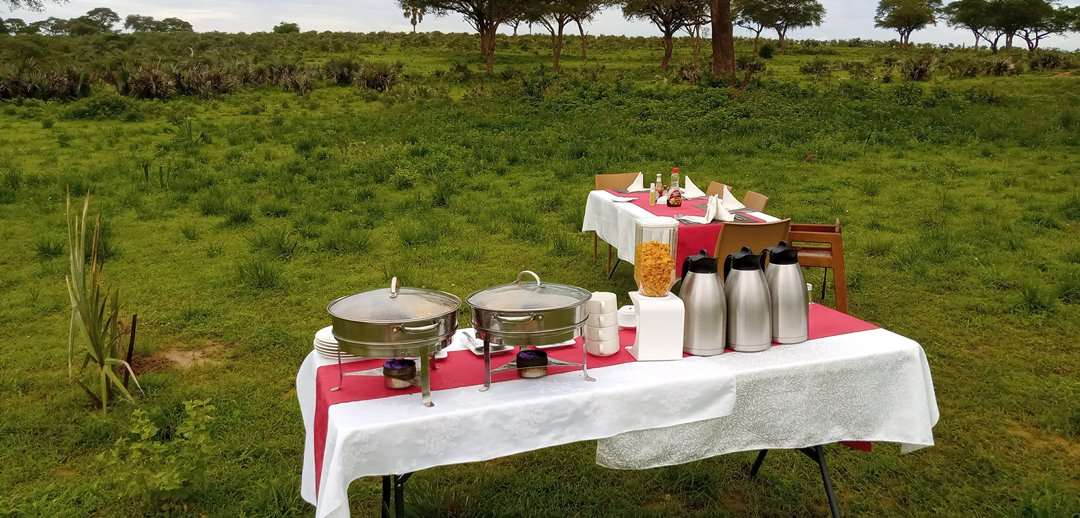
[296,304,939,518]
[581,189,781,276]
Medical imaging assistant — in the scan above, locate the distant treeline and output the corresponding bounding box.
[0,31,1075,102]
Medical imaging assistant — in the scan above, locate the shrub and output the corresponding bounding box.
[99,400,216,506]
[41,117,54,128]
[180,224,199,242]
[65,89,141,120]
[892,82,924,106]
[224,202,253,226]
[902,54,935,81]
[799,57,832,78]
[354,61,403,92]
[248,228,299,259]
[35,238,64,260]
[236,256,282,289]
[758,43,775,59]
[197,188,227,216]
[390,168,420,190]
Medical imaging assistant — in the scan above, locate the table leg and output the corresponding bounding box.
[393,473,412,518]
[381,475,391,518]
[481,337,492,392]
[749,449,768,478]
[606,258,621,280]
[811,445,840,518]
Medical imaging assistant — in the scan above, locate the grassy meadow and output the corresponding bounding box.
[0,31,1078,516]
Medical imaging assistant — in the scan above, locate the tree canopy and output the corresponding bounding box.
[123,14,193,33]
[874,0,942,48]
[273,21,300,33]
[943,0,1075,51]
[735,0,824,49]
[624,0,709,70]
[399,0,532,73]
[84,7,118,31]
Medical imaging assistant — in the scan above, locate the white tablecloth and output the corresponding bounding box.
[581,190,780,263]
[581,190,653,263]
[298,331,738,518]
[596,327,939,468]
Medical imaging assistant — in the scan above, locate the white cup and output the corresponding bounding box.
[585,325,619,341]
[587,292,618,314]
[586,337,620,357]
[587,312,618,328]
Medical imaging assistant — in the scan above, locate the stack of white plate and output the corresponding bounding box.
[314,326,365,362]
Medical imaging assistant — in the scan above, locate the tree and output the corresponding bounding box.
[84,7,118,31]
[526,0,604,70]
[123,14,155,31]
[874,0,941,49]
[769,0,824,48]
[569,0,604,59]
[1015,0,1072,50]
[733,0,773,50]
[402,3,425,32]
[159,17,193,32]
[710,0,736,82]
[624,0,709,70]
[1,0,64,11]
[67,16,101,35]
[400,0,532,74]
[273,21,300,33]
[1,17,27,34]
[943,0,992,49]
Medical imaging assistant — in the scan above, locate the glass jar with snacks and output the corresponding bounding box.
[633,217,679,297]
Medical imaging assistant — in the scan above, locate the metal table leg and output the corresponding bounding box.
[606,258,621,279]
[749,445,840,518]
[380,475,391,518]
[393,473,412,518]
[749,449,768,478]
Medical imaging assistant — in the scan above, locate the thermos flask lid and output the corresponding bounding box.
[765,241,801,265]
[728,247,763,271]
[683,249,719,274]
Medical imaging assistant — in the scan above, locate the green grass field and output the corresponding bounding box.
[0,32,1078,516]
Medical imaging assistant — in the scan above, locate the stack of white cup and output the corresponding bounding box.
[585,292,620,357]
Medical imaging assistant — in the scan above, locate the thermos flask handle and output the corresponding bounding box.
[723,254,733,279]
[759,249,768,271]
[681,256,691,284]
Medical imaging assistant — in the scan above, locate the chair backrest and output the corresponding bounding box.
[705,181,730,197]
[714,219,792,266]
[788,218,842,258]
[595,172,640,191]
[743,190,769,212]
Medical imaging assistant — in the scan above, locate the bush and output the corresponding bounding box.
[902,54,935,81]
[236,256,282,289]
[758,43,775,59]
[799,57,832,78]
[99,400,216,507]
[64,89,141,121]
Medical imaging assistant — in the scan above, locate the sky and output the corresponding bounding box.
[6,0,1080,50]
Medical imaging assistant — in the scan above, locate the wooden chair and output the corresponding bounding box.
[705,181,731,197]
[788,218,847,314]
[742,191,769,212]
[713,219,791,268]
[593,172,640,270]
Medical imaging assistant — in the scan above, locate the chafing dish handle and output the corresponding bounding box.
[494,313,536,323]
[515,270,543,287]
[401,320,442,333]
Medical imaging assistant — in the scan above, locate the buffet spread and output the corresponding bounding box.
[296,183,941,518]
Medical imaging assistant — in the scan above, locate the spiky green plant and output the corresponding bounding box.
[66,192,141,414]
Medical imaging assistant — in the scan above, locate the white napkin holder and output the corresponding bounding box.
[627,291,684,361]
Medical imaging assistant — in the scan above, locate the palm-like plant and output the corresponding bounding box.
[66,192,141,414]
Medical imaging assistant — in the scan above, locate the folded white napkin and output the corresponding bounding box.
[721,185,745,211]
[711,194,734,222]
[627,172,650,192]
[682,176,706,198]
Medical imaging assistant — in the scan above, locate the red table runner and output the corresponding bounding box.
[312,304,877,494]
[605,190,765,275]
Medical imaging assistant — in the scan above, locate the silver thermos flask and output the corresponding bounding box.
[764,241,809,344]
[724,247,772,352]
[679,250,726,356]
